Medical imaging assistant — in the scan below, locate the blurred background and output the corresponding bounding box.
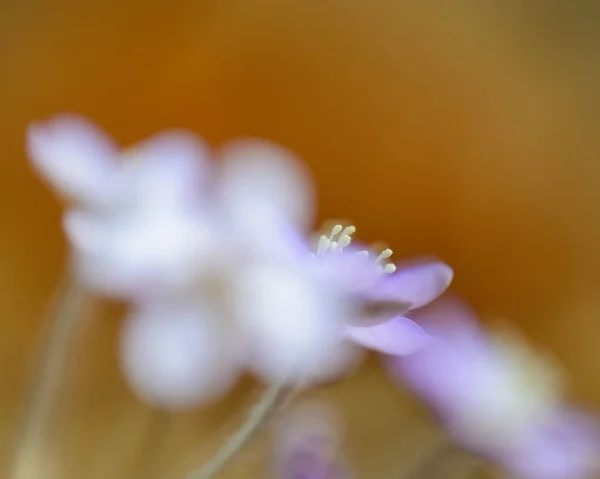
[1,0,600,477]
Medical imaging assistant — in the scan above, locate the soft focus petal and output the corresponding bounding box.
[233,263,361,385]
[27,114,118,206]
[385,297,501,429]
[501,409,600,479]
[388,297,566,454]
[65,208,218,299]
[344,316,432,355]
[64,208,110,254]
[274,402,351,479]
[64,209,131,297]
[216,138,315,237]
[367,260,453,310]
[386,329,485,418]
[405,294,481,337]
[118,130,210,212]
[119,301,240,410]
[388,330,542,452]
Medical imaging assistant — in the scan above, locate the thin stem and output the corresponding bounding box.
[403,439,458,479]
[135,410,173,479]
[402,437,486,479]
[4,267,88,479]
[183,379,296,479]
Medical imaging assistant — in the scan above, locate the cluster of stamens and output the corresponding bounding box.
[314,224,396,274]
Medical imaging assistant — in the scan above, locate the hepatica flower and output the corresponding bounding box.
[28,114,219,300]
[229,221,453,386]
[387,296,600,479]
[27,113,453,410]
[273,401,352,479]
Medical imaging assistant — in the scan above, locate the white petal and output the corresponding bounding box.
[233,263,360,385]
[27,114,118,206]
[63,208,109,254]
[65,208,218,299]
[216,138,315,236]
[118,130,210,212]
[64,209,128,296]
[119,302,239,410]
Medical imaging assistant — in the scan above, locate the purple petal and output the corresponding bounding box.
[274,403,349,479]
[344,316,432,355]
[27,114,118,206]
[500,409,600,479]
[368,260,453,310]
[313,248,383,296]
[384,297,490,418]
[406,294,481,338]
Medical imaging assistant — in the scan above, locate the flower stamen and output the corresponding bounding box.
[314,223,396,273]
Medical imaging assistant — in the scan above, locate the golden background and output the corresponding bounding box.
[0,1,599,477]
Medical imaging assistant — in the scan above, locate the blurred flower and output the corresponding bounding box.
[27,113,452,409]
[386,296,600,479]
[273,401,351,479]
[27,114,120,207]
[28,114,219,300]
[499,407,600,479]
[27,114,320,408]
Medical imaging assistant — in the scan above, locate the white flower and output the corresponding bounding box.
[28,113,452,410]
[27,114,220,300]
[27,114,119,207]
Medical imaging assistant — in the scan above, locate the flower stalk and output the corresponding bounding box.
[4,265,89,479]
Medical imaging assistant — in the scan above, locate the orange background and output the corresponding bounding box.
[1,1,599,477]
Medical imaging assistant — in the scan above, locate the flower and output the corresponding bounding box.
[386,296,600,479]
[28,114,322,408]
[28,113,453,410]
[117,220,454,406]
[312,224,453,356]
[499,408,600,479]
[28,114,220,300]
[273,401,351,479]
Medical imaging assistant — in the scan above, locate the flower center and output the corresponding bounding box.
[314,223,396,274]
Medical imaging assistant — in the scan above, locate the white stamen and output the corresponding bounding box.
[317,235,331,257]
[315,222,398,277]
[337,234,352,250]
[383,263,396,274]
[329,225,343,239]
[376,248,393,262]
[341,226,356,237]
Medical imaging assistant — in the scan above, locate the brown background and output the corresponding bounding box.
[1,0,600,477]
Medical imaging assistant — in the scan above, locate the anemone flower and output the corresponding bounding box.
[273,401,351,479]
[27,113,454,409]
[386,296,600,479]
[27,114,219,299]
